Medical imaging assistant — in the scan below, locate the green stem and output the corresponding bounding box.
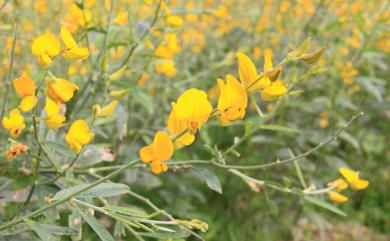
[0,159,141,231]
[0,10,19,130]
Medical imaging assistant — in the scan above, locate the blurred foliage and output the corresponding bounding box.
[0,0,389,240]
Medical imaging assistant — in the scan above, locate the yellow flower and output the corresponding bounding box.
[113,11,129,25]
[155,61,177,77]
[327,178,348,192]
[139,131,174,174]
[2,109,26,137]
[13,75,37,112]
[65,119,93,153]
[166,15,184,27]
[236,51,288,100]
[171,88,212,134]
[31,31,61,67]
[62,3,92,33]
[60,27,89,60]
[339,167,369,190]
[217,74,248,125]
[328,191,348,204]
[46,77,79,103]
[93,100,118,117]
[167,88,212,148]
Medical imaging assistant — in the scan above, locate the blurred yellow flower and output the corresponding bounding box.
[113,11,129,25]
[2,109,26,137]
[139,131,174,174]
[31,31,61,67]
[339,167,369,190]
[13,75,37,112]
[155,61,177,77]
[60,27,89,60]
[166,15,183,26]
[217,74,248,125]
[66,119,93,153]
[327,178,348,192]
[328,191,348,204]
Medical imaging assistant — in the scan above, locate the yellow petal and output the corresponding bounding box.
[236,52,260,92]
[167,110,195,147]
[173,88,212,124]
[166,15,183,26]
[63,47,89,60]
[261,83,288,100]
[13,75,35,96]
[153,131,174,161]
[151,160,163,174]
[328,191,348,203]
[45,97,62,116]
[327,178,348,192]
[140,145,154,163]
[351,179,369,190]
[339,167,359,183]
[66,119,93,153]
[264,48,273,70]
[60,27,77,50]
[19,95,38,112]
[46,115,66,129]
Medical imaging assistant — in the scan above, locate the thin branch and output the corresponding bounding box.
[0,159,141,231]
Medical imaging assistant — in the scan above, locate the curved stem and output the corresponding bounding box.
[0,159,141,231]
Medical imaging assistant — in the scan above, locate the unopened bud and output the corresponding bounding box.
[265,66,282,82]
[301,47,325,64]
[109,89,130,100]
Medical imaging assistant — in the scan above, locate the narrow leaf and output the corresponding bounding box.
[53,183,130,200]
[78,208,115,241]
[259,124,301,133]
[304,196,347,217]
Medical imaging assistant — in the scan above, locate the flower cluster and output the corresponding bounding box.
[139,44,303,174]
[2,27,92,154]
[327,167,369,203]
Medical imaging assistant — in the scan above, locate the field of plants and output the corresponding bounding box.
[0,0,389,240]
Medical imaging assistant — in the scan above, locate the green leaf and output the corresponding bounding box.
[25,219,60,241]
[53,183,130,200]
[78,208,115,241]
[304,196,347,217]
[0,223,30,235]
[103,205,149,218]
[259,124,301,133]
[139,230,190,239]
[195,168,222,194]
